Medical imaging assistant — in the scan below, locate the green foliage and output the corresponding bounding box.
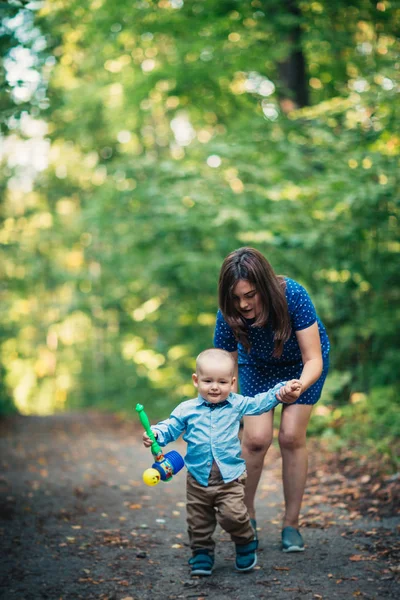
[0,0,399,466]
[308,386,400,469]
[0,363,16,416]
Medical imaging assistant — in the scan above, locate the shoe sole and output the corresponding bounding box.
[282,546,304,553]
[235,554,258,572]
[191,569,213,576]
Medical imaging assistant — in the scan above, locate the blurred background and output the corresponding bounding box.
[0,0,399,463]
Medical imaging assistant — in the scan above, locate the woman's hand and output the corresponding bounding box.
[276,379,303,404]
[142,431,157,447]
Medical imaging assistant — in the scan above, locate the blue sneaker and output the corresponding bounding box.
[189,550,214,576]
[235,539,258,572]
[281,526,304,552]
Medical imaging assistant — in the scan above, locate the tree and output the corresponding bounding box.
[0,0,399,429]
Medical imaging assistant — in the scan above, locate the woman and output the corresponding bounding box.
[213,247,330,552]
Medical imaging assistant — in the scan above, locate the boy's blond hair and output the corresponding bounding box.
[196,348,235,375]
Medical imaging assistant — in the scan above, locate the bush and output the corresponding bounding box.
[308,386,399,470]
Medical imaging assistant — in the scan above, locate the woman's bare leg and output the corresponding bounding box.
[278,404,313,528]
[241,411,274,519]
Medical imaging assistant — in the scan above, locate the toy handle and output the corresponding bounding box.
[135,403,163,457]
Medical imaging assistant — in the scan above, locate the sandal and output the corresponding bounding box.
[235,539,258,572]
[189,550,214,576]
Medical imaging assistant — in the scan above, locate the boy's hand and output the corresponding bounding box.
[142,431,157,447]
[276,379,302,404]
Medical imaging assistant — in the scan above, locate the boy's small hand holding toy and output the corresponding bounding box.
[143,431,156,448]
[136,403,185,486]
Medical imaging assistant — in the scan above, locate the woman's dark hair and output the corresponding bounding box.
[218,247,291,356]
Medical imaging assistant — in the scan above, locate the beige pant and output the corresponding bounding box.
[186,465,255,553]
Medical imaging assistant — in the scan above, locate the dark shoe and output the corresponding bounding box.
[235,539,258,572]
[189,550,214,576]
[250,518,258,540]
[281,526,304,552]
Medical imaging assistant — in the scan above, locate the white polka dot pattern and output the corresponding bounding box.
[213,278,330,405]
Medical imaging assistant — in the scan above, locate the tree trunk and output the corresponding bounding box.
[276,0,309,108]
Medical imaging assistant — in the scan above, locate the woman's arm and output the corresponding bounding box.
[295,322,323,392]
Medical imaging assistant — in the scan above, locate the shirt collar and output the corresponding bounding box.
[197,393,233,409]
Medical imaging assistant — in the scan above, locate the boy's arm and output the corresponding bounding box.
[238,382,283,417]
[238,380,302,417]
[150,405,186,446]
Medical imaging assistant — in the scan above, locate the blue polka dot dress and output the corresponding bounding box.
[213,278,330,405]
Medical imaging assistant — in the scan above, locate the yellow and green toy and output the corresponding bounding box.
[136,403,185,486]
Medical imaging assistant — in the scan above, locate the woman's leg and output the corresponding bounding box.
[241,411,274,519]
[278,403,313,528]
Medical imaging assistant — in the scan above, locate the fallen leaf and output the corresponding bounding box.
[360,475,371,484]
[390,565,400,573]
[349,554,375,562]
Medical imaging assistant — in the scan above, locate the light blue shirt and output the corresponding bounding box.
[151,382,285,487]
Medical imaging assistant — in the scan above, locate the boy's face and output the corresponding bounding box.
[192,358,236,404]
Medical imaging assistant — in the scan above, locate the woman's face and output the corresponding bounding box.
[232,279,261,319]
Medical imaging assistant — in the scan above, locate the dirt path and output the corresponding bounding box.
[0,413,398,600]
